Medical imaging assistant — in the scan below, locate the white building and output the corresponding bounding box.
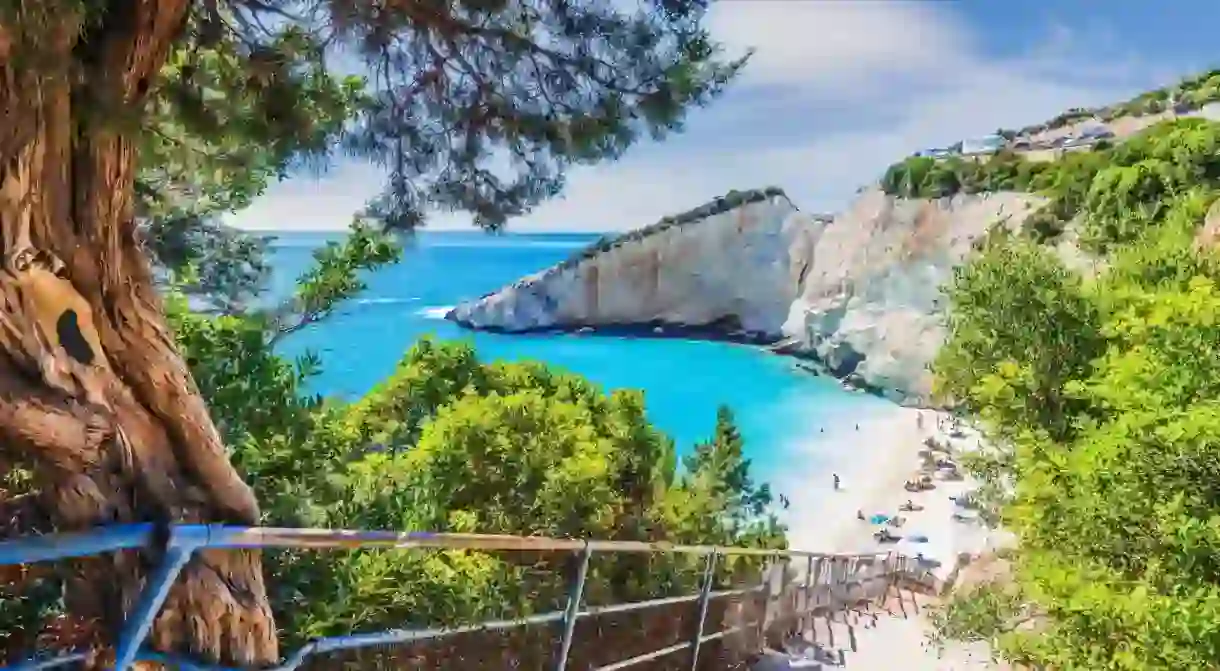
[959,134,1005,156]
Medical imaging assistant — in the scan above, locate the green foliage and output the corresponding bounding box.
[186,335,783,648]
[166,0,748,231]
[269,221,403,340]
[138,24,365,226]
[935,232,1103,443]
[932,106,1220,668]
[879,151,1048,200]
[160,239,784,651]
[680,406,778,543]
[880,118,1220,250]
[138,22,366,308]
[926,579,1026,656]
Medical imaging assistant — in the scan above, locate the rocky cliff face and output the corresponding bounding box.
[448,187,1044,406]
[782,189,1043,404]
[448,189,818,338]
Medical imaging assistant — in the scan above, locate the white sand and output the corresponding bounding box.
[778,405,1010,578]
[770,405,1014,669]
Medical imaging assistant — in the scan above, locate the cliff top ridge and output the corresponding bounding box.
[553,186,792,274]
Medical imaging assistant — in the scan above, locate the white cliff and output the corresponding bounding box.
[449,189,816,337]
[449,187,1045,406]
[782,189,1043,404]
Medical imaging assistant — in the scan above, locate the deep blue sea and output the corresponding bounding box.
[268,230,890,494]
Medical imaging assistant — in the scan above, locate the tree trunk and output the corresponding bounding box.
[0,2,277,666]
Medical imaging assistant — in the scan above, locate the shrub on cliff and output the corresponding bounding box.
[933,132,1220,667]
[879,151,1045,200]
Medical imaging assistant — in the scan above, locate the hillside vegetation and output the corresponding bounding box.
[882,118,1220,250]
[1017,68,1220,135]
[929,113,1220,668]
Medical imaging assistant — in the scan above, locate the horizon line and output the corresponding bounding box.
[237,228,617,235]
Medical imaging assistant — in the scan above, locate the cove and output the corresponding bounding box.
[269,230,890,486]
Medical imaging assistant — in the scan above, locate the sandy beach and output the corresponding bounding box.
[778,404,1010,579]
[770,404,1014,669]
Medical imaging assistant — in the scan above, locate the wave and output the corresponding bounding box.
[267,233,600,252]
[419,240,592,250]
[416,305,455,320]
[352,297,419,306]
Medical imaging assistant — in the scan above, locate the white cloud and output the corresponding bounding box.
[706,1,969,93]
[229,2,1165,232]
[227,162,383,232]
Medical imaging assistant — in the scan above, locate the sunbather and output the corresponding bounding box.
[873,529,901,543]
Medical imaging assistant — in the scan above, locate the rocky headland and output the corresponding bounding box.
[447,186,1044,406]
[447,75,1220,406]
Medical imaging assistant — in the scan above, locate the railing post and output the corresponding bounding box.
[554,542,592,671]
[756,553,778,651]
[689,551,718,671]
[825,558,838,650]
[114,526,205,671]
[775,556,792,638]
[800,555,814,637]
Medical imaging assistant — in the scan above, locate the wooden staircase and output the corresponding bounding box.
[750,556,941,669]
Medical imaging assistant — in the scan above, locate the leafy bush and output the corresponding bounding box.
[879,151,1048,200]
[933,115,1220,668]
[881,118,1220,248]
[159,232,785,651]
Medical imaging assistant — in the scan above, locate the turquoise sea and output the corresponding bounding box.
[268,230,890,493]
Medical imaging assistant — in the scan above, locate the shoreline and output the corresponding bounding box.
[450,317,1008,665]
[446,316,924,407]
[772,405,1013,668]
[776,404,1011,581]
[448,316,984,568]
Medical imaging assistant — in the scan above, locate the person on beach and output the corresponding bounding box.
[833,473,841,491]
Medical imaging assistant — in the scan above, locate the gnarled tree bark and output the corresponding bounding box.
[1,1,276,666]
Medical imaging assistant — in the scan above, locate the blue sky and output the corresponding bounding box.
[228,1,1218,233]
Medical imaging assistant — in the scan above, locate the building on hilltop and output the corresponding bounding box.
[960,134,1004,156]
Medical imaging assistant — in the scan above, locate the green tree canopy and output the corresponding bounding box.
[1,0,749,664]
[931,117,1220,668]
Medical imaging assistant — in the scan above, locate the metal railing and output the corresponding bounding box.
[0,524,938,671]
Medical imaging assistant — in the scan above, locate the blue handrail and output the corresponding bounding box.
[0,525,933,671]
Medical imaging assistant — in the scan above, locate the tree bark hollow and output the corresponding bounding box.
[0,1,277,665]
